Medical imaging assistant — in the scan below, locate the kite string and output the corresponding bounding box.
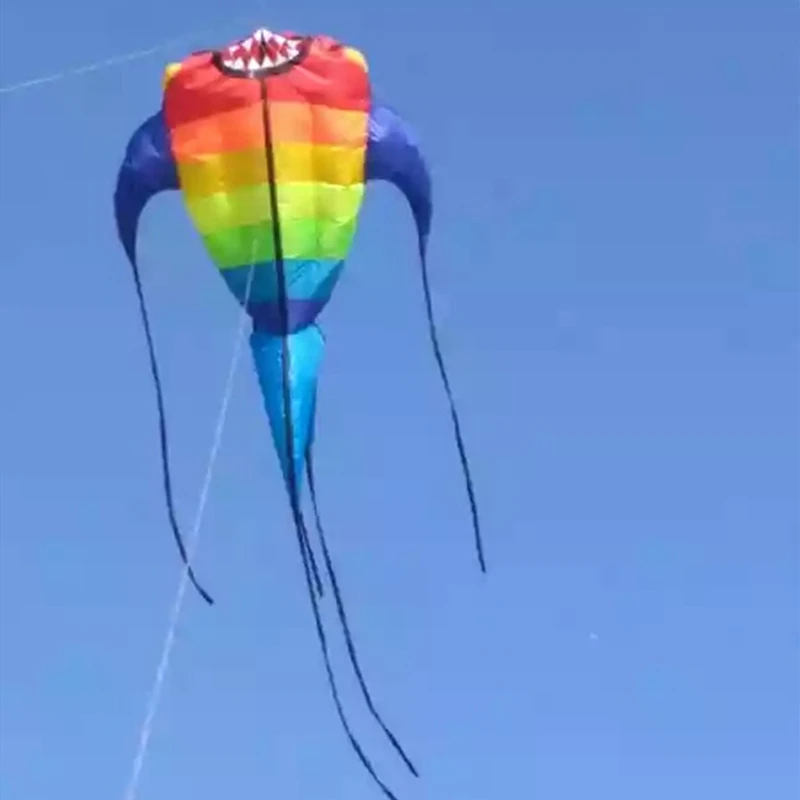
[121,262,256,800]
[0,44,174,94]
[0,14,255,95]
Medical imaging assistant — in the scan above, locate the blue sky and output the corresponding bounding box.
[0,1,797,799]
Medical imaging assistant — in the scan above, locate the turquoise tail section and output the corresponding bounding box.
[250,325,324,499]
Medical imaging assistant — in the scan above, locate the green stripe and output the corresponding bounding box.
[203,217,360,268]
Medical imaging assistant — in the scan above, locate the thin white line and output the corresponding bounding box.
[121,261,256,800]
[0,45,168,94]
[0,16,252,95]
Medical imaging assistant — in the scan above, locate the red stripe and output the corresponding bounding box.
[165,58,261,129]
[266,40,369,110]
[164,40,369,130]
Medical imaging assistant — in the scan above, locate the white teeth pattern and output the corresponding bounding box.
[221,27,302,73]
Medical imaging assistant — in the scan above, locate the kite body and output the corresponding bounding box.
[164,34,370,492]
[117,31,432,498]
[114,27,478,799]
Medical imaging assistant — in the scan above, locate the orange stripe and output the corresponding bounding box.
[270,102,368,147]
[170,102,368,157]
[170,103,264,157]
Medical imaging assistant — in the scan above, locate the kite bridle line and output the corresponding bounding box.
[122,242,258,800]
[259,69,417,799]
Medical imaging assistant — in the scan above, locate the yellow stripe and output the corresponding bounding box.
[343,47,368,72]
[185,181,365,235]
[176,144,365,197]
[162,62,182,89]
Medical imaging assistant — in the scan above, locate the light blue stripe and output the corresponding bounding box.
[250,325,324,494]
[220,259,344,305]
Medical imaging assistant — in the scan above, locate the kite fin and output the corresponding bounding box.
[365,101,432,248]
[114,109,179,264]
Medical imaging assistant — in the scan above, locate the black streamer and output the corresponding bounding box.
[128,246,214,605]
[306,442,419,777]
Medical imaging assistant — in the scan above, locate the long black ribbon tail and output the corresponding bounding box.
[129,251,214,605]
[291,503,402,799]
[417,242,486,573]
[306,444,419,778]
[302,509,325,598]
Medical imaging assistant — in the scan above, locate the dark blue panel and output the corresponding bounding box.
[114,109,178,264]
[365,101,432,247]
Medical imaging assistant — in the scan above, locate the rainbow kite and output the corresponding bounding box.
[114,27,485,797]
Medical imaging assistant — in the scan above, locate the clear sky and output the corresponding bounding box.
[0,1,797,799]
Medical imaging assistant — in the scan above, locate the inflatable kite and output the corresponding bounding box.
[114,27,485,797]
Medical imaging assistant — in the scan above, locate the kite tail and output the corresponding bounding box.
[250,326,413,795]
[366,100,486,572]
[416,237,486,573]
[292,506,402,800]
[128,256,215,604]
[306,440,420,778]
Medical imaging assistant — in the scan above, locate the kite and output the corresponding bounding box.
[114,26,485,797]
